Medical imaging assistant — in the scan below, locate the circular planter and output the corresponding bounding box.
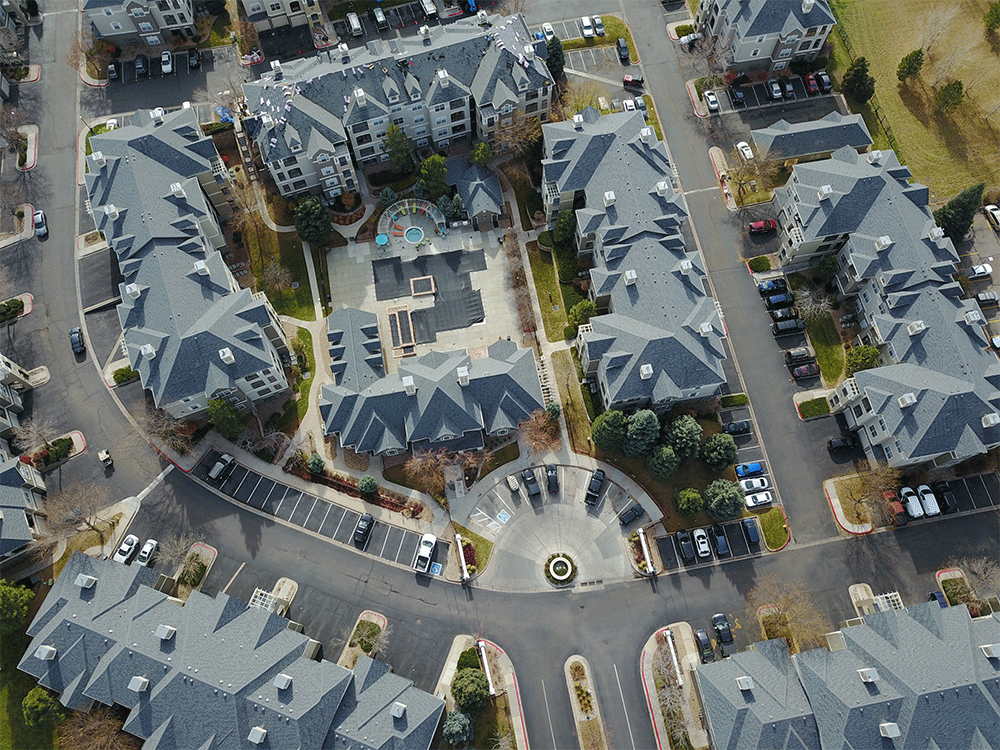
[545,553,576,586]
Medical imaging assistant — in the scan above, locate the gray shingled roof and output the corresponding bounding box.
[718,0,835,38]
[244,13,552,165]
[18,553,444,750]
[542,108,726,406]
[751,112,871,159]
[327,308,385,393]
[0,484,33,557]
[320,334,543,454]
[86,108,283,409]
[697,602,1000,750]
[445,157,503,218]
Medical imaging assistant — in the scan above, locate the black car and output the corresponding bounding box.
[135,53,148,76]
[722,420,751,436]
[758,278,788,296]
[710,524,730,557]
[712,613,733,644]
[616,37,629,61]
[545,464,559,494]
[781,78,795,98]
[521,469,541,500]
[816,70,833,92]
[932,481,959,513]
[676,530,696,564]
[729,86,746,107]
[770,306,799,322]
[187,48,201,69]
[584,468,606,505]
[695,628,715,663]
[765,292,795,310]
[976,291,999,306]
[827,434,857,452]
[69,327,85,354]
[772,318,807,336]
[741,518,760,545]
[618,502,644,526]
[353,513,374,546]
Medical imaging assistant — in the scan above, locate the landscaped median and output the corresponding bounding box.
[639,624,708,750]
[758,506,790,550]
[564,655,609,750]
[338,609,388,669]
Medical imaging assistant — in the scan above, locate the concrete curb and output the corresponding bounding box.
[17,65,41,83]
[663,622,710,749]
[823,479,872,535]
[2,292,33,319]
[563,654,607,750]
[79,62,109,88]
[792,388,834,421]
[763,505,793,551]
[16,124,38,171]
[0,204,34,250]
[707,147,737,211]
[639,627,672,750]
[685,80,708,118]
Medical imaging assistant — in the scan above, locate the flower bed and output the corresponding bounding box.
[284,454,424,518]
[545,552,576,585]
[25,437,74,468]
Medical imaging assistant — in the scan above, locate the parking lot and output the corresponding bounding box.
[918,474,1000,515]
[108,48,207,85]
[655,518,762,573]
[194,451,449,573]
[704,76,836,117]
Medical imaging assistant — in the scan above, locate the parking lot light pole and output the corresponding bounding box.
[79,115,95,137]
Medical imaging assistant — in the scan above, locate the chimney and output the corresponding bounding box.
[966,310,984,326]
[604,191,615,207]
[624,269,638,285]
[419,24,430,37]
[105,204,119,220]
[639,363,653,380]
[802,0,815,11]
[700,321,713,337]
[456,366,469,386]
[219,347,235,365]
[91,151,106,169]
[656,180,670,196]
[982,413,1000,428]
[151,107,164,123]
[679,258,693,275]
[867,149,882,164]
[262,114,275,130]
[140,343,155,360]
[874,235,892,251]
[879,723,901,739]
[897,392,917,408]
[403,375,416,396]
[171,182,186,200]
[248,727,267,745]
[640,126,653,144]
[523,44,534,59]
[74,573,97,589]
[270,59,283,74]
[128,676,149,693]
[339,42,350,62]
[437,68,450,87]
[34,645,57,661]
[125,283,141,300]
[907,320,926,335]
[354,87,367,107]
[391,702,407,718]
[735,676,754,691]
[155,624,176,641]
[573,113,584,130]
[193,260,209,275]
[817,184,833,201]
[929,226,945,242]
[273,673,292,689]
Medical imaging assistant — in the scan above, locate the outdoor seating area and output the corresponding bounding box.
[376,199,448,249]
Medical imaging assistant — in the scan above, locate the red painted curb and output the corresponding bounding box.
[640,627,671,750]
[480,638,530,750]
[686,81,707,119]
[16,131,37,172]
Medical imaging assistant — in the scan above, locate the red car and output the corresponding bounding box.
[622,75,644,89]
[804,74,820,95]
[792,363,820,379]
[748,219,777,234]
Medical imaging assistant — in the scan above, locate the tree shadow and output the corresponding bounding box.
[895,80,929,124]
[987,28,1000,57]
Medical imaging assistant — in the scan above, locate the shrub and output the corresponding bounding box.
[22,686,63,728]
[591,409,627,452]
[648,443,680,479]
[563,324,577,340]
[0,297,24,322]
[293,196,333,245]
[624,409,659,457]
[554,209,576,246]
[113,366,139,384]
[457,647,481,671]
[797,397,831,419]
[546,402,562,420]
[675,487,703,516]
[442,711,473,746]
[704,479,744,521]
[49,436,74,462]
[568,299,596,329]
[208,398,247,441]
[846,345,880,376]
[357,475,378,494]
[537,230,554,248]
[307,452,325,474]
[748,256,771,272]
[720,394,749,407]
[675,23,694,36]
[451,668,490,712]
[178,555,207,587]
[701,433,738,470]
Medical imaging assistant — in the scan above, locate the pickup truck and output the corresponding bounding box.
[413,533,437,574]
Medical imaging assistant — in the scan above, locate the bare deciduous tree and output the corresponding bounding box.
[726,148,781,201]
[227,176,264,235]
[839,460,900,526]
[498,0,528,15]
[492,110,542,158]
[58,705,141,750]
[403,449,451,499]
[0,103,26,151]
[745,575,830,654]
[521,409,561,454]
[948,556,1000,598]
[137,405,193,454]
[157,530,205,572]
[652,638,686,745]
[10,416,56,456]
[796,286,834,323]
[551,78,610,122]
[263,263,293,291]
[65,29,110,71]
[43,482,113,545]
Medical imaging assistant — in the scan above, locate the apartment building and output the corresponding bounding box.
[0,442,46,569]
[86,107,291,420]
[541,108,727,414]
[240,0,317,32]
[84,0,197,47]
[695,0,834,73]
[243,12,553,202]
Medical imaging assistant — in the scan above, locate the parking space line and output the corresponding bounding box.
[317,501,333,529]
[272,487,290,516]
[393,531,408,562]
[232,470,253,495]
[379,526,391,557]
[240,473,262,497]
[260,481,279,506]
[285,495,301,520]
[332,507,347,538]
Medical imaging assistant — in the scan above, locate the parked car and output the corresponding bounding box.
[772,319,807,336]
[136,539,158,566]
[618,503,644,526]
[986,204,1000,231]
[695,628,715,663]
[765,293,796,310]
[758,278,788,296]
[187,48,200,68]
[69,327,85,354]
[740,477,769,493]
[635,97,648,119]
[766,79,783,100]
[107,60,119,80]
[745,491,773,508]
[160,51,173,74]
[901,486,924,519]
[33,209,47,237]
[723,420,751,436]
[135,53,148,76]
[771,307,800,322]
[749,219,777,234]
[354,513,374,546]
[917,484,941,516]
[616,37,629,61]
[623,97,637,112]
[622,75,644,89]
[932,481,958,513]
[792,362,820,379]
[885,491,909,527]
[781,78,794,98]
[372,6,389,30]
[816,70,832,92]
[593,16,605,35]
[976,291,999,306]
[208,453,234,481]
[704,90,719,112]
[827,434,857,452]
[712,613,734,644]
[545,464,559,494]
[676,530,696,563]
[692,528,711,558]
[584,468,606,505]
[521,468,541,500]
[541,22,555,41]
[580,16,594,37]
[968,263,993,280]
[736,141,754,160]
[784,345,816,364]
[741,518,760,545]
[736,462,764,477]
[729,86,746,106]
[112,534,139,564]
[413,533,436,573]
[804,73,819,95]
[710,524,730,557]
[678,32,701,45]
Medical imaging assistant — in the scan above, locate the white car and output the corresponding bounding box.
[692,528,711,558]
[413,533,436,573]
[901,486,923,519]
[744,491,773,508]
[593,16,605,36]
[986,204,1000,231]
[580,16,594,38]
[160,50,173,74]
[105,118,119,130]
[32,209,47,237]
[136,538,158,566]
[969,263,994,280]
[740,477,769,493]
[916,484,941,516]
[736,141,754,160]
[541,22,555,42]
[623,98,637,112]
[678,32,701,45]
[112,534,139,564]
[704,90,719,112]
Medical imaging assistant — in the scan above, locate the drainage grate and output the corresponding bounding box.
[580,579,604,587]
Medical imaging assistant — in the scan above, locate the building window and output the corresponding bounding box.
[526,89,538,100]
[163,14,176,24]
[451,98,464,109]
[884,444,893,459]
[868,425,878,438]
[291,179,307,190]
[316,153,329,163]
[773,61,787,70]
[111,21,122,29]
[526,102,538,113]
[321,166,334,176]
[778,48,791,59]
[288,167,302,178]
[352,121,369,133]
[437,129,448,137]
[756,35,764,43]
[139,21,154,31]
[412,103,422,111]
[414,115,425,124]
[249,2,262,10]
[751,49,760,57]
[392,117,405,125]
[372,117,385,126]
[131,7,146,15]
[435,116,447,125]
[268,2,281,10]
[360,146,376,156]
[283,157,297,166]
[414,127,427,136]
[104,8,113,15]
[501,103,513,114]
[356,133,373,145]
[434,104,446,112]
[417,138,428,147]
[390,104,402,113]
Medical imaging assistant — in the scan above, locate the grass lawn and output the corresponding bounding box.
[1,628,58,750]
[527,242,568,342]
[469,693,511,750]
[51,514,122,580]
[271,327,315,433]
[786,274,844,383]
[759,506,789,550]
[248,224,316,321]
[578,718,605,750]
[827,0,1000,198]
[84,123,111,156]
[480,441,520,479]
[199,9,233,48]
[642,95,664,141]
[501,165,538,231]
[833,476,869,526]
[551,349,593,454]
[563,16,637,61]
[454,522,494,572]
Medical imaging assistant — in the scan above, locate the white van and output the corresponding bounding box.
[346,12,363,37]
[900,486,923,519]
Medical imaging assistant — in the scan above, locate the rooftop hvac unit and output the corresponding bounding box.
[874,235,892,251]
[879,723,901,739]
[248,727,267,745]
[817,184,833,201]
[802,0,815,12]
[125,283,141,300]
[857,668,880,683]
[354,87,366,106]
[193,260,209,275]
[171,182,185,199]
[155,624,176,641]
[604,191,615,207]
[75,574,97,589]
[929,226,945,242]
[897,392,917,408]
[867,149,882,164]
[982,413,1000,428]
[91,151,106,169]
[391,702,407,718]
[639,363,653,380]
[105,204,119,220]
[656,180,670,196]
[573,114,584,130]
[219,347,235,365]
[640,126,653,143]
[403,375,416,395]
[735,676,753,691]
[700,321,714,337]
[980,643,1000,658]
[273,673,292,690]
[624,269,637,285]
[907,320,926,336]
[680,259,693,275]
[35,645,56,661]
[140,344,155,360]
[437,68,450,86]
[128,676,149,693]
[457,366,469,386]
